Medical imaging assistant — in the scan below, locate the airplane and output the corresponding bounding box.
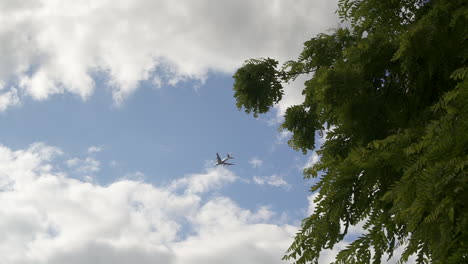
[215,153,235,166]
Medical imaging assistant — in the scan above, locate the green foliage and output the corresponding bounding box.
[281,105,321,154]
[232,58,284,117]
[232,0,468,263]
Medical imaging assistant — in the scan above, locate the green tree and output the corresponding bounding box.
[232,0,467,263]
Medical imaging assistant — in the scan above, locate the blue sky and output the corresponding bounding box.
[0,1,408,263]
[1,72,312,214]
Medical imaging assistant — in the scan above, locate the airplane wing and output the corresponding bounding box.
[224,162,234,166]
[216,153,222,163]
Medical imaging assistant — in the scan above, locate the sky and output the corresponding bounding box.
[0,1,411,263]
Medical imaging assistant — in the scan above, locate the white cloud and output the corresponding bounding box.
[0,143,302,264]
[275,130,292,145]
[170,166,237,194]
[65,158,80,167]
[303,151,320,169]
[173,198,295,264]
[66,157,100,174]
[0,0,339,111]
[87,146,102,154]
[110,160,118,167]
[122,171,146,181]
[46,241,174,264]
[249,157,263,168]
[0,142,417,263]
[307,192,319,215]
[0,88,20,111]
[271,74,311,125]
[253,175,290,190]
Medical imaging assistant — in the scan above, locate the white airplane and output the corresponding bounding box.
[215,153,235,166]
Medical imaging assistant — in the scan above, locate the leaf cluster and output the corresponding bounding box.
[233,58,284,117]
[232,0,468,263]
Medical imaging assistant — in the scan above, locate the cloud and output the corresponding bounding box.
[87,146,102,154]
[253,175,290,190]
[271,74,311,125]
[307,193,319,215]
[275,130,292,145]
[0,0,339,111]
[249,157,264,168]
[0,87,20,111]
[122,171,146,181]
[173,198,295,264]
[0,143,299,264]
[110,160,118,167]
[169,166,237,194]
[0,143,416,263]
[66,157,101,174]
[46,241,175,264]
[303,151,320,169]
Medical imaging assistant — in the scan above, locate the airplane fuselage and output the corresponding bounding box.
[215,153,235,166]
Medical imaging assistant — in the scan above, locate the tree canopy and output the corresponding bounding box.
[232,0,467,263]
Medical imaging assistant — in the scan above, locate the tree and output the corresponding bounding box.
[232,0,468,263]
